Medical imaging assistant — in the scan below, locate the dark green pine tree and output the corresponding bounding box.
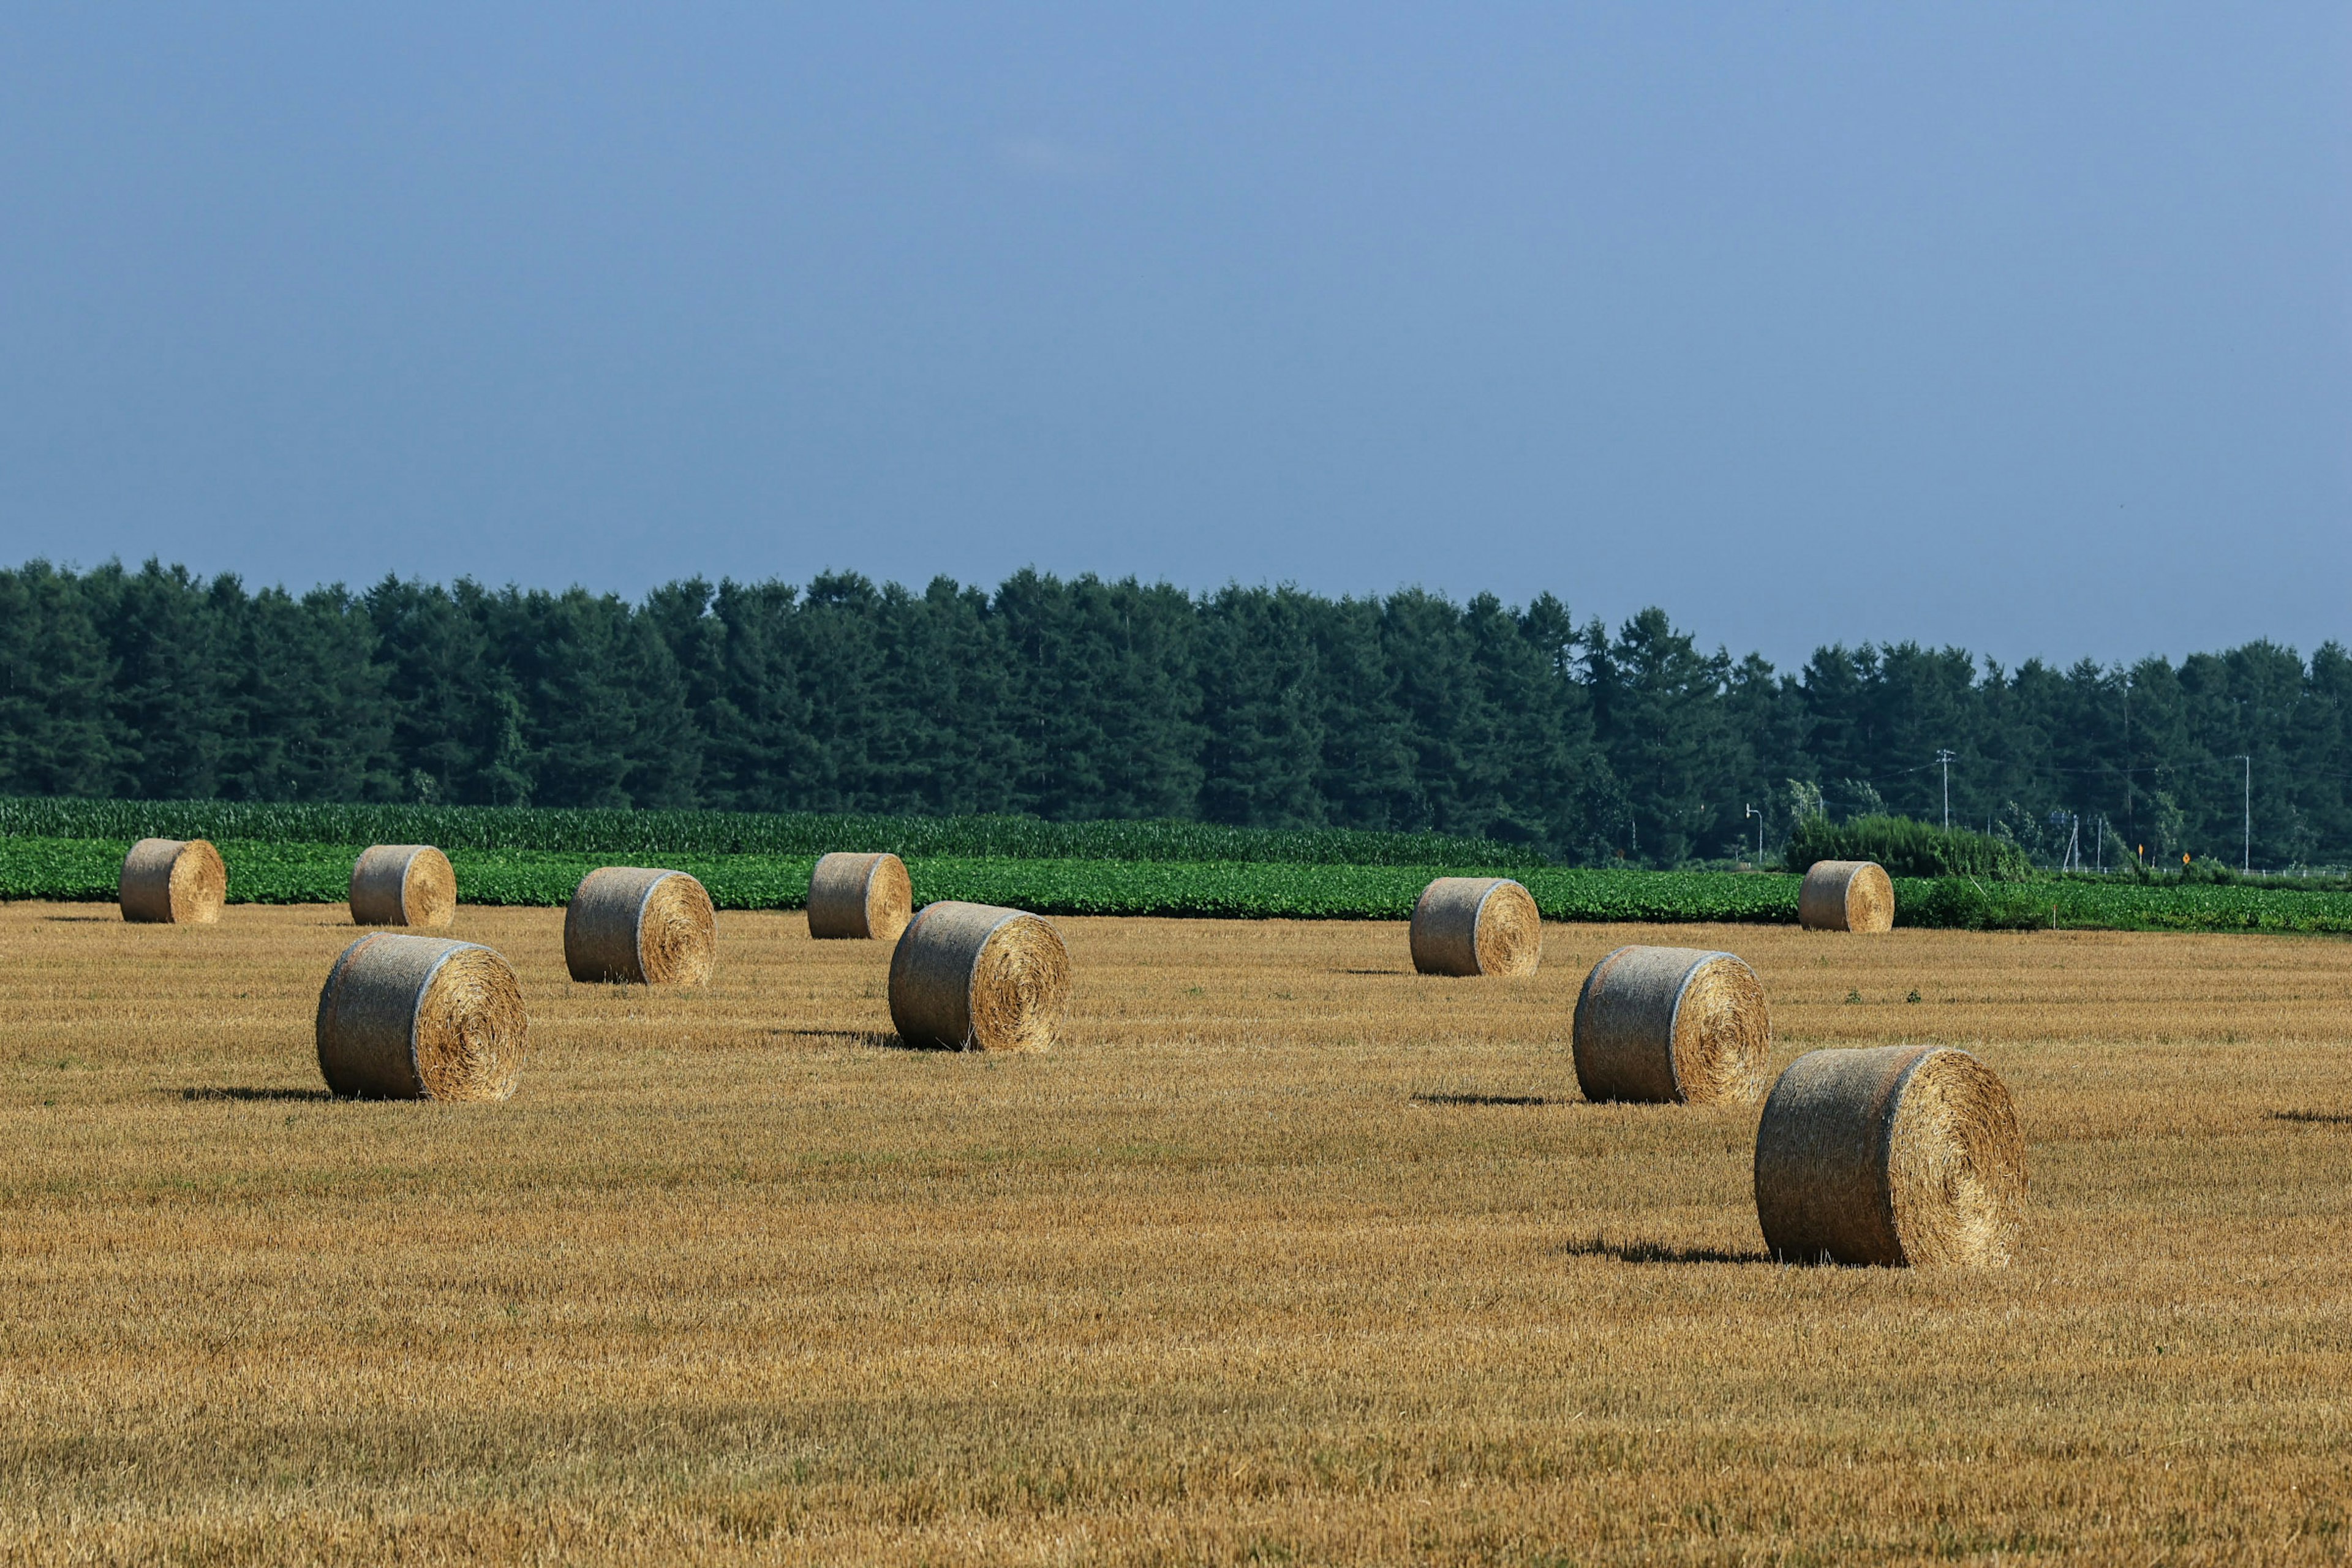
[492,586,701,809]
[1587,608,1739,865]
[366,577,532,805]
[997,571,1204,821]
[219,584,394,802]
[1196,586,1327,829]
[1305,597,1419,833]
[93,560,236,800]
[0,560,119,795]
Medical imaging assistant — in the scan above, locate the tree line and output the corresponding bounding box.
[2,558,2347,869]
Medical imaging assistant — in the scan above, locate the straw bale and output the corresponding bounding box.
[349,844,457,929]
[807,851,914,941]
[1409,877,1542,976]
[888,900,1072,1052]
[1799,859,1895,933]
[1572,944,1770,1105]
[118,838,227,925]
[564,867,717,985]
[314,932,527,1101]
[1754,1044,2026,1267]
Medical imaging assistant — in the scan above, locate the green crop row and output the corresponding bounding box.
[0,796,1531,868]
[0,837,1789,920]
[15,837,2352,932]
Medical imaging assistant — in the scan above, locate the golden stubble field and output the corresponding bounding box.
[2,902,2351,1566]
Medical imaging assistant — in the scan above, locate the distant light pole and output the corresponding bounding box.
[2236,755,2251,873]
[1936,750,1956,831]
[1744,803,1765,864]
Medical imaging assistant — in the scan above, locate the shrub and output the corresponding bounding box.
[1786,814,2033,881]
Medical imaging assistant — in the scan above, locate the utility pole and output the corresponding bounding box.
[1744,803,1764,864]
[1936,749,1956,831]
[2236,755,2251,873]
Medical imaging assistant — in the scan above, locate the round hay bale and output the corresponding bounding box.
[888,901,1071,1052]
[1754,1044,2026,1267]
[1572,945,1771,1105]
[119,838,227,924]
[1799,859,1895,933]
[1408,876,1542,976]
[349,844,458,929]
[807,851,914,941]
[564,867,717,985]
[314,932,527,1101]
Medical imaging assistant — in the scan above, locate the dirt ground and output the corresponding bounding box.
[2,901,2349,1565]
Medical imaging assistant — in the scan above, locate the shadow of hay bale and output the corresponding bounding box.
[174,1087,336,1102]
[1564,1234,1769,1266]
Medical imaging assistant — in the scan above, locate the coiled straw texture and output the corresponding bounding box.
[889,901,1072,1052]
[315,932,528,1102]
[349,844,457,928]
[1572,945,1771,1105]
[1754,1044,2026,1267]
[807,851,914,940]
[119,838,227,924]
[1799,859,1895,933]
[1408,877,1541,976]
[564,867,717,985]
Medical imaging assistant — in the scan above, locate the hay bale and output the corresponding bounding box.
[807,851,914,941]
[1754,1044,2026,1267]
[315,932,527,1101]
[888,901,1071,1052]
[1409,876,1542,976]
[564,867,717,985]
[349,844,458,929]
[118,838,227,924]
[1799,859,1895,933]
[1572,945,1770,1105]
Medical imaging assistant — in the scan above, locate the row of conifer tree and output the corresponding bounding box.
[1,559,2346,869]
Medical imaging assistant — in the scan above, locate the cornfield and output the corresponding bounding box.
[0,796,1532,867]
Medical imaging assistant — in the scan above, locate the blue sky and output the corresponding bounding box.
[1,3,2345,669]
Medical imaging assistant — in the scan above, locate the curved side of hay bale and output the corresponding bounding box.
[1572,945,1771,1106]
[564,867,717,984]
[349,844,458,929]
[1798,860,1895,933]
[314,932,527,1102]
[888,900,1072,1052]
[1754,1044,2026,1267]
[807,851,914,941]
[119,838,227,924]
[1408,877,1542,977]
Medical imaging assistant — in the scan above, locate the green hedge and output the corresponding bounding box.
[1787,814,2032,880]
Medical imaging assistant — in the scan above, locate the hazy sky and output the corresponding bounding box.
[1,4,2345,670]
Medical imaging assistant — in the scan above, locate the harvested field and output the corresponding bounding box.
[2,904,2351,1564]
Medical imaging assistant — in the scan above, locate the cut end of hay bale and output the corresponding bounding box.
[119,838,227,924]
[1754,1044,2026,1268]
[1409,877,1542,977]
[888,900,1072,1052]
[315,932,527,1102]
[349,844,457,928]
[1799,859,1895,933]
[808,851,914,941]
[564,867,717,985]
[1572,945,1771,1106]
